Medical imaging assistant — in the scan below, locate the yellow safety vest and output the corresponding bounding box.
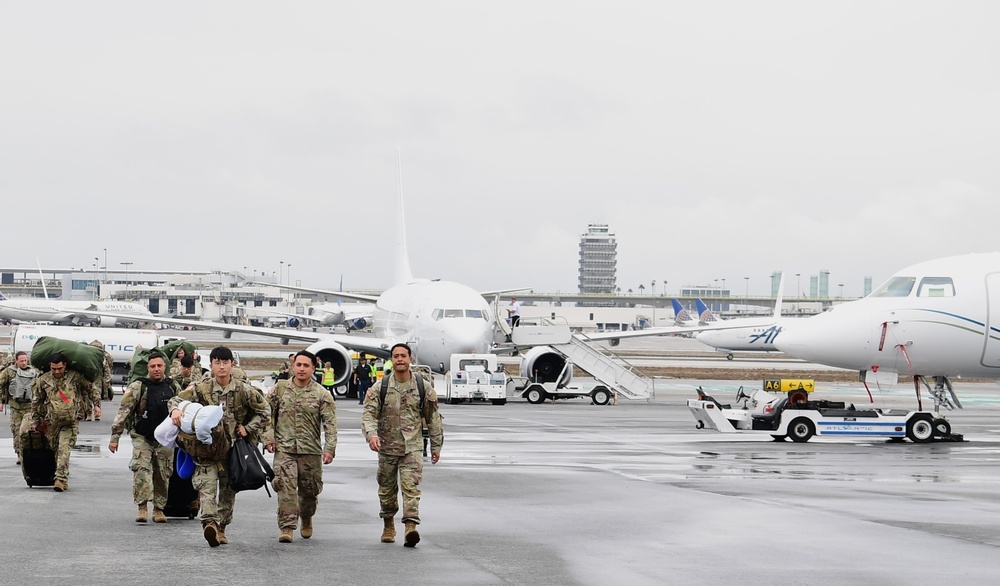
[322,367,335,386]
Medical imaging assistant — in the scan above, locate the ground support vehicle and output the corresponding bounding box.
[687,386,962,443]
[444,354,508,405]
[510,372,613,406]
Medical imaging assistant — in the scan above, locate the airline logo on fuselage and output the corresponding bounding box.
[749,325,782,345]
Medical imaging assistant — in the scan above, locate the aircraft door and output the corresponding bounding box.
[982,273,1000,367]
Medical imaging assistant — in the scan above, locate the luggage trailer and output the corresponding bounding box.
[687,386,962,443]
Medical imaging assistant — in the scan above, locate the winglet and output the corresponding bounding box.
[773,271,785,319]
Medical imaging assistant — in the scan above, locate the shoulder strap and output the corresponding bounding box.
[378,375,425,416]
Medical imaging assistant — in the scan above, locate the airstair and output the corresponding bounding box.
[510,320,652,401]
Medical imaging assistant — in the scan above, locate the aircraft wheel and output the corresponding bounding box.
[490,399,507,406]
[525,386,546,405]
[726,353,734,361]
[332,386,348,399]
[591,388,611,406]
[906,414,935,443]
[933,418,951,438]
[787,418,815,443]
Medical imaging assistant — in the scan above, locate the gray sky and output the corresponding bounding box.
[3,1,998,297]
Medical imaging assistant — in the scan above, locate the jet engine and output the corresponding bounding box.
[287,317,301,328]
[97,316,118,327]
[518,346,572,385]
[304,340,353,386]
[350,317,368,331]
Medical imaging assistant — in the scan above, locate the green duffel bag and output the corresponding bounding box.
[128,346,177,385]
[29,337,105,383]
[160,339,198,363]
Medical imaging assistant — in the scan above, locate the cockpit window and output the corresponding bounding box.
[466,309,485,319]
[431,309,443,321]
[916,277,955,298]
[444,309,463,318]
[870,276,916,298]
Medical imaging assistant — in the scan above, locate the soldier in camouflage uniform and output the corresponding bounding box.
[0,351,38,464]
[109,351,179,523]
[29,352,101,492]
[87,341,114,418]
[174,355,202,389]
[169,347,189,378]
[263,350,337,543]
[168,346,269,548]
[362,342,443,548]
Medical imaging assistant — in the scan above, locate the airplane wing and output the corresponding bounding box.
[255,308,330,325]
[249,282,379,303]
[89,312,395,357]
[479,287,532,297]
[582,321,776,343]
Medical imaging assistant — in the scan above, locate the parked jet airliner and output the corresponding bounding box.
[694,273,788,359]
[0,293,153,326]
[774,253,1000,409]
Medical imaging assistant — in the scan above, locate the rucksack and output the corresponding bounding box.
[132,378,178,441]
[10,368,36,403]
[378,374,426,418]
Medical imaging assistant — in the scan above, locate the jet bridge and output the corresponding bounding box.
[511,320,652,401]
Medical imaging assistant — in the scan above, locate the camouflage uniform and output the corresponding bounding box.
[0,364,38,460]
[361,375,443,524]
[168,376,269,531]
[100,350,114,401]
[110,378,180,509]
[31,369,99,484]
[174,367,202,390]
[263,378,337,532]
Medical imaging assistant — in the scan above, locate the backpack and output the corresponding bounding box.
[132,378,178,441]
[378,374,426,418]
[228,438,274,495]
[10,368,36,403]
[175,400,230,462]
[46,378,78,426]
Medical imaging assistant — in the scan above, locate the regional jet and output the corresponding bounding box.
[774,252,1000,410]
[693,273,787,359]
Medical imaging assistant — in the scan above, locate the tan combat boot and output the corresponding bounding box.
[403,521,420,548]
[380,517,396,543]
[300,517,313,539]
[203,522,220,547]
[136,503,148,523]
[217,525,228,544]
[152,508,167,524]
[53,479,68,493]
[279,529,294,543]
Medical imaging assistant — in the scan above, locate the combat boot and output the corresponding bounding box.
[203,522,221,547]
[136,503,148,523]
[380,517,396,543]
[279,529,294,543]
[217,525,228,544]
[53,479,67,492]
[152,508,167,523]
[403,521,420,548]
[300,517,313,539]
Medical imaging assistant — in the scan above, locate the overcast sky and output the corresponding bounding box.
[2,2,998,297]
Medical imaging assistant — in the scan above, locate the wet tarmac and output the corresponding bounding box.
[2,382,1000,585]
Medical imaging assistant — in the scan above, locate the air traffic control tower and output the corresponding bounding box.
[578,223,617,305]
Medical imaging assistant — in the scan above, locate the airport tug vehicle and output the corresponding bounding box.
[687,379,961,443]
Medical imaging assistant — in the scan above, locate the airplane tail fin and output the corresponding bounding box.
[672,299,693,325]
[394,149,415,287]
[696,299,719,324]
[773,271,785,319]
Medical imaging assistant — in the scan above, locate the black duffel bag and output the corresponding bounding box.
[228,438,274,496]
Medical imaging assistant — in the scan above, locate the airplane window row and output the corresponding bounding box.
[870,276,955,298]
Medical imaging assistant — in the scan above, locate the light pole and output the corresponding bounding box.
[795,273,801,299]
[103,248,108,285]
[122,262,133,298]
[744,276,749,312]
[287,264,292,287]
[838,283,844,298]
[662,280,667,296]
[280,261,284,286]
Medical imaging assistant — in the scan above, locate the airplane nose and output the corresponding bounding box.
[774,311,867,370]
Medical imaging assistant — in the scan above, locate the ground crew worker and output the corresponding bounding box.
[0,351,38,465]
[29,352,101,492]
[168,346,269,547]
[361,342,443,547]
[109,351,179,523]
[320,361,336,393]
[354,357,374,405]
[263,350,337,543]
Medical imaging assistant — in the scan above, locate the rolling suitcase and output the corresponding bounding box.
[162,448,200,519]
[21,430,56,488]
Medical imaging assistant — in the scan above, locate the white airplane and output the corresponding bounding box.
[774,252,1000,411]
[694,273,787,359]
[256,299,375,331]
[671,299,699,326]
[0,292,153,326]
